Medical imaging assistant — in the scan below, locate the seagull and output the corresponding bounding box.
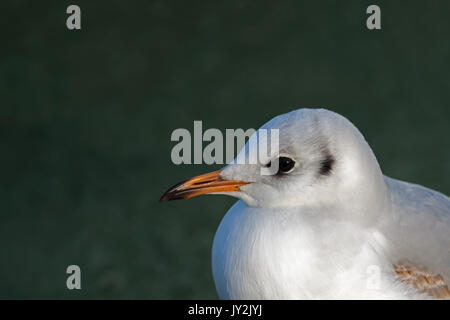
[160,108,450,299]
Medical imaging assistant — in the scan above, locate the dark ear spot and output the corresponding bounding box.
[319,153,335,176]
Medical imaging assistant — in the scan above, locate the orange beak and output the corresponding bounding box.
[159,170,249,202]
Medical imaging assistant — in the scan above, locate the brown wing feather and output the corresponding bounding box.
[394,264,450,299]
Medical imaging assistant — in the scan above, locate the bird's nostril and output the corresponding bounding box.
[192,176,224,185]
[193,179,214,185]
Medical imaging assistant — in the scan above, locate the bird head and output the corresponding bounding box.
[160,108,387,216]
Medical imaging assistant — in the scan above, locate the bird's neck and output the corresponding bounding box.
[212,201,392,299]
[335,135,389,225]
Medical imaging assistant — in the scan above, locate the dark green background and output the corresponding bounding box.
[1,1,449,299]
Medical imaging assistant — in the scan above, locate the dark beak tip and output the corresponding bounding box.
[159,189,184,202]
[159,181,189,203]
[159,191,176,202]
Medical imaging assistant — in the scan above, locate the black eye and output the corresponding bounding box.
[278,157,295,173]
[264,157,296,174]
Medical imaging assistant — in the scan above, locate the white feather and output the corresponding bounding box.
[211,108,450,299]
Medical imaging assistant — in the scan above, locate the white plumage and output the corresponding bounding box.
[162,108,450,299]
[213,108,450,299]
